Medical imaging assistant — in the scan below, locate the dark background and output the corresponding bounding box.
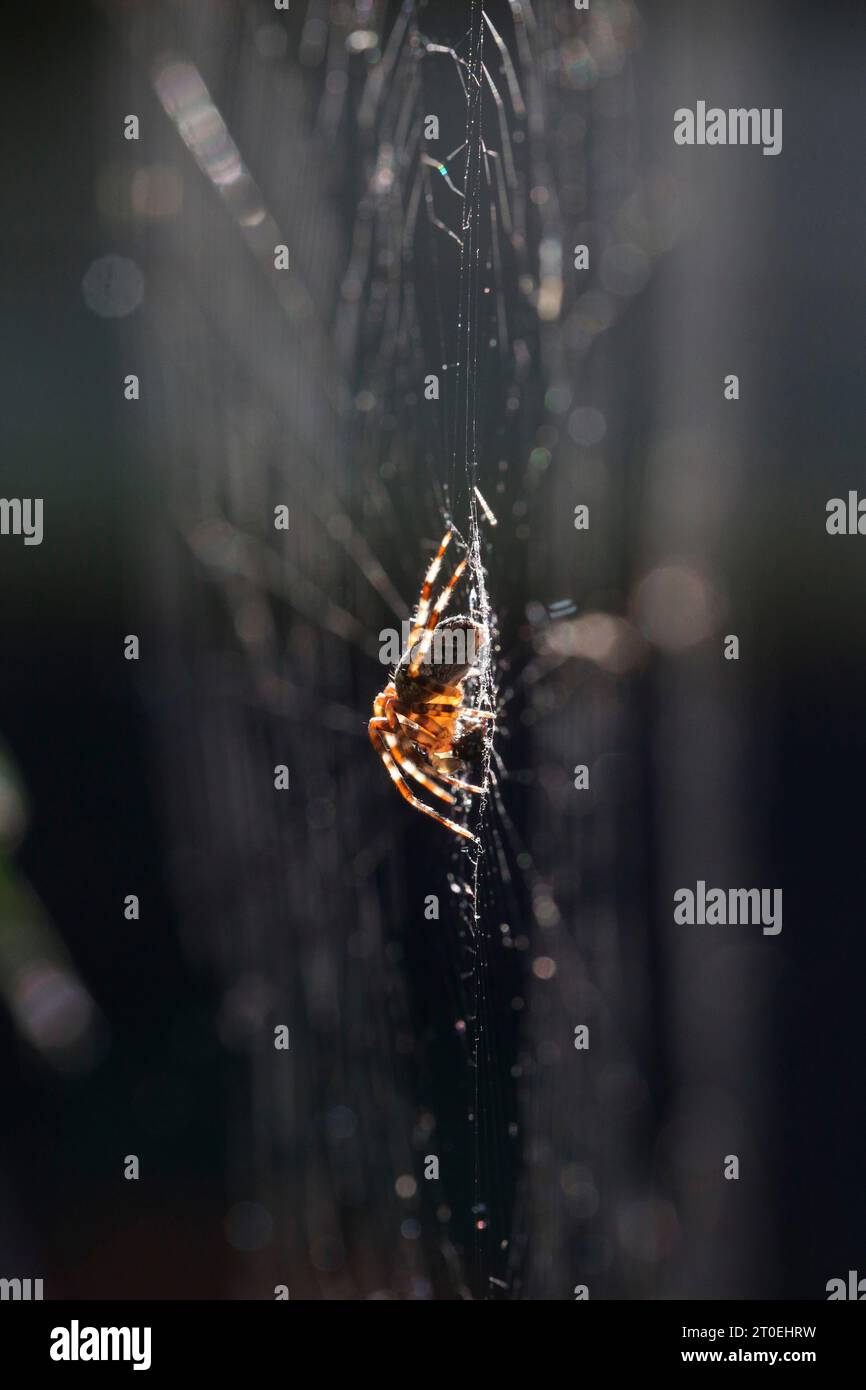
[1,0,865,1299]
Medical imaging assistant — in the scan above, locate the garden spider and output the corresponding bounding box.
[369,528,494,844]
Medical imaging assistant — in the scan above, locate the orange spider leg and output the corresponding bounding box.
[372,689,395,724]
[370,715,457,802]
[383,695,465,750]
[368,723,478,844]
[419,701,494,717]
[395,707,453,746]
[406,529,453,648]
[429,764,484,794]
[382,728,459,805]
[408,554,469,677]
[456,709,497,734]
[414,686,461,706]
[388,710,485,794]
[379,698,452,759]
[374,694,400,730]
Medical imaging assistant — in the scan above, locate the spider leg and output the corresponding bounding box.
[406,529,453,649]
[408,552,469,677]
[376,694,448,753]
[429,763,484,794]
[371,716,454,800]
[369,723,479,844]
[395,707,449,744]
[392,712,484,793]
[383,727,460,805]
[414,687,477,710]
[419,701,495,718]
[373,686,395,710]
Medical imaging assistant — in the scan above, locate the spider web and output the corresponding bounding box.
[340,0,530,1295]
[338,0,665,1297]
[128,0,667,1301]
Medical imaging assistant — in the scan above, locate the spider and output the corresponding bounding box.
[369,528,494,844]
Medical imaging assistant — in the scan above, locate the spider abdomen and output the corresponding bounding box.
[394,615,487,704]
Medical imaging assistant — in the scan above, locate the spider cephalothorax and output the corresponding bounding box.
[369,529,494,844]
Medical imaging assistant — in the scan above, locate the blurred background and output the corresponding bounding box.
[2,0,865,1300]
